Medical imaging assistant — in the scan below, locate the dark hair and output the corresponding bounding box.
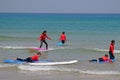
[43,30,47,33]
[111,40,115,43]
[105,54,108,57]
[62,32,65,34]
[37,52,41,55]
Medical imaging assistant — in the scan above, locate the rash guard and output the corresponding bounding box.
[102,56,109,61]
[109,43,114,54]
[59,34,66,41]
[39,33,50,41]
[31,54,39,61]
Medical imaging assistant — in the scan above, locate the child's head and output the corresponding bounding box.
[37,52,41,55]
[105,54,108,57]
[62,32,65,34]
[43,30,47,33]
[111,40,115,44]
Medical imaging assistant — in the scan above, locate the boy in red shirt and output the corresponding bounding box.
[16,52,41,62]
[59,32,67,44]
[89,54,110,62]
[109,40,115,60]
[39,30,51,50]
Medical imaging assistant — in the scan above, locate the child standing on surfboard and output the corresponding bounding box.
[39,30,51,50]
[59,32,67,44]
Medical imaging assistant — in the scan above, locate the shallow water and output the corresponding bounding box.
[0,13,120,80]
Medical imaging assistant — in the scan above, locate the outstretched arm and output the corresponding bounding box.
[46,34,51,40]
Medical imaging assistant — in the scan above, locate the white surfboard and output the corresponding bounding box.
[29,60,78,66]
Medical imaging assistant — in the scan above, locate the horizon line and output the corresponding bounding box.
[0,12,120,14]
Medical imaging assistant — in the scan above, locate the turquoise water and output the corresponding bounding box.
[0,13,120,47]
[0,13,120,80]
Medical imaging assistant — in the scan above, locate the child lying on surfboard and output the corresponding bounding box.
[89,54,112,62]
[16,52,41,63]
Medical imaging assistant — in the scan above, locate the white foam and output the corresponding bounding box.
[0,46,56,51]
[115,50,120,53]
[18,65,120,75]
[93,48,120,53]
[0,64,16,68]
[0,45,66,51]
[18,65,63,71]
[0,46,33,49]
[79,70,120,75]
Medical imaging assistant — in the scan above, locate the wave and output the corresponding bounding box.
[80,70,120,75]
[0,46,31,49]
[0,45,65,51]
[92,48,120,53]
[0,64,16,68]
[18,65,120,75]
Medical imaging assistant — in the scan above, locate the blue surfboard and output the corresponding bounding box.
[3,59,53,64]
[56,42,64,46]
[3,59,25,64]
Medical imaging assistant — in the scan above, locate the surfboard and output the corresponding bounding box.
[29,60,78,66]
[56,42,65,46]
[3,59,78,66]
[3,59,53,64]
[89,59,115,63]
[3,59,26,64]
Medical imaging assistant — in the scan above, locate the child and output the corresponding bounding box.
[59,32,67,44]
[39,30,51,50]
[109,40,115,60]
[89,54,110,62]
[16,52,41,62]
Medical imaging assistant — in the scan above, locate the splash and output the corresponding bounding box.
[79,70,120,75]
[0,46,31,49]
[18,65,120,75]
[93,48,120,53]
[0,45,66,51]
[0,64,16,68]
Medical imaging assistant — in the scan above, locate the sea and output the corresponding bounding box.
[0,13,120,80]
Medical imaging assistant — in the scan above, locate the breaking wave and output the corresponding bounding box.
[0,45,64,51]
[0,64,16,68]
[93,48,120,53]
[18,65,120,75]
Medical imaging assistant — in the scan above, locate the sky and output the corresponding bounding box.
[0,0,120,13]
